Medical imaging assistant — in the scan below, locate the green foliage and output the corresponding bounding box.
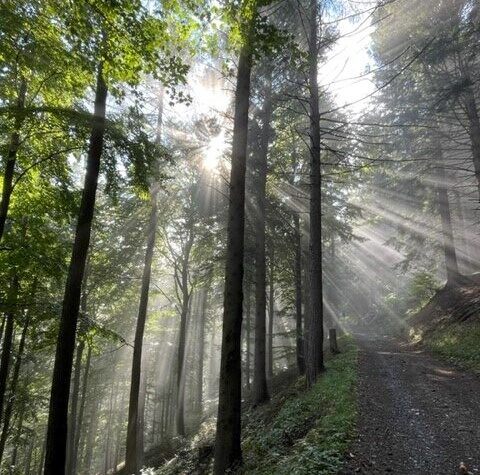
[241,338,358,474]
[407,271,438,314]
[424,321,480,371]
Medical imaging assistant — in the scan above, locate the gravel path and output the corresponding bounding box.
[341,335,480,474]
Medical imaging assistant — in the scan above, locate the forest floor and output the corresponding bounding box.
[340,334,480,475]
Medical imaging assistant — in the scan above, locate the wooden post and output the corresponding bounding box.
[329,328,339,354]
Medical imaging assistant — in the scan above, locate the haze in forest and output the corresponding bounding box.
[1,0,480,475]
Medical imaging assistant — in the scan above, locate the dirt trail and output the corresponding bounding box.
[341,335,480,474]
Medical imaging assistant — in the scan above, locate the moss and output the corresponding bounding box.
[424,321,480,371]
[241,337,358,474]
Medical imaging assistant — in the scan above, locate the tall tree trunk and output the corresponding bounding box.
[83,397,99,475]
[267,246,274,379]
[196,288,208,421]
[44,64,107,475]
[294,214,305,374]
[0,276,19,423]
[0,79,27,243]
[306,0,324,386]
[125,188,158,474]
[175,257,191,437]
[245,280,252,390]
[436,149,459,284]
[126,88,163,474]
[72,342,92,475]
[65,339,85,475]
[213,32,255,474]
[0,296,31,466]
[253,71,272,405]
[463,86,480,202]
[453,190,474,273]
[9,401,24,475]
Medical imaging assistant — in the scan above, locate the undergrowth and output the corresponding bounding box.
[241,337,357,474]
[423,321,480,371]
[152,337,357,475]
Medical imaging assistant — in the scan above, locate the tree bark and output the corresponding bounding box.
[267,247,274,379]
[294,214,305,375]
[0,276,19,424]
[44,64,107,475]
[126,88,163,473]
[175,239,192,437]
[213,36,254,474]
[463,85,480,202]
[436,151,459,284]
[245,280,252,390]
[0,79,27,243]
[65,339,85,475]
[71,342,92,475]
[125,189,158,474]
[306,0,324,386]
[0,298,30,466]
[252,71,273,405]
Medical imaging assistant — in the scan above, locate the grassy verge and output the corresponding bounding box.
[423,321,480,371]
[241,337,358,475]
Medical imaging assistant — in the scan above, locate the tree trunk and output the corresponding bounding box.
[196,288,208,421]
[0,79,27,243]
[267,247,274,379]
[44,64,107,475]
[436,153,459,284]
[0,298,30,466]
[252,71,273,405]
[463,86,480,202]
[0,276,19,423]
[65,339,85,475]
[126,88,163,473]
[213,35,254,474]
[71,342,91,475]
[306,0,324,386]
[245,280,252,390]
[125,189,158,474]
[453,190,474,273]
[294,214,305,374]
[175,260,190,437]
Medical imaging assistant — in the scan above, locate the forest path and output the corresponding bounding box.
[341,335,480,474]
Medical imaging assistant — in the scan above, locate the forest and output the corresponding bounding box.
[1,0,480,474]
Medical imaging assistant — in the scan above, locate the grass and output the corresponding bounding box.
[152,337,358,475]
[241,337,358,475]
[423,320,480,371]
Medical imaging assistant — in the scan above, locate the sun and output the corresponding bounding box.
[203,130,228,172]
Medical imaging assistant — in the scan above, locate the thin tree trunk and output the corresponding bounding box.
[65,339,85,475]
[72,342,91,475]
[9,401,24,475]
[0,297,31,466]
[463,86,480,202]
[83,397,99,475]
[196,288,208,421]
[454,190,474,273]
[267,247,274,379]
[436,150,459,284]
[125,91,163,473]
[0,79,27,243]
[125,188,158,474]
[253,71,272,405]
[175,264,190,437]
[0,276,19,423]
[306,0,324,385]
[175,231,193,437]
[44,64,107,475]
[245,280,252,390]
[294,214,305,374]
[213,32,255,474]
